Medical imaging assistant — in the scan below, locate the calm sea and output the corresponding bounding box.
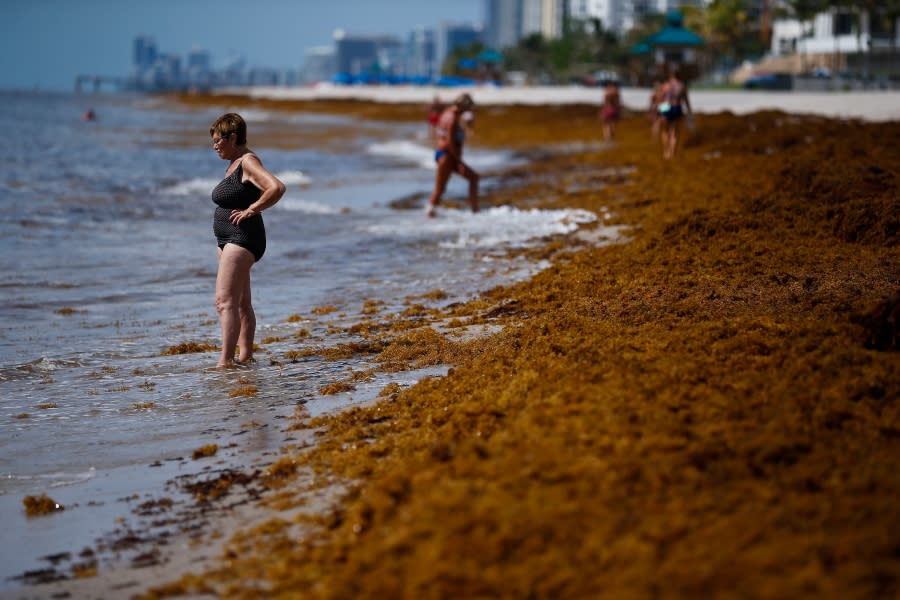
[0,90,609,586]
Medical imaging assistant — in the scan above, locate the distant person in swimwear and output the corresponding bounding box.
[648,79,665,142]
[658,67,693,160]
[82,108,96,121]
[209,113,285,367]
[599,80,621,141]
[427,96,443,142]
[426,93,479,218]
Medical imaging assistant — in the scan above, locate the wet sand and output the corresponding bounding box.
[8,93,899,599]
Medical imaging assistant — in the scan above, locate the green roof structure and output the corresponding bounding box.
[631,10,705,53]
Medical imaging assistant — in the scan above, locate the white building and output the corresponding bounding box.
[770,8,900,73]
[772,10,899,57]
[521,0,566,39]
[569,0,626,33]
[568,0,709,36]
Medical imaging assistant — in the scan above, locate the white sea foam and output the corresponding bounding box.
[367,139,434,168]
[3,468,96,490]
[159,177,219,196]
[277,170,313,186]
[277,197,344,214]
[366,138,521,171]
[363,205,601,249]
[160,170,310,197]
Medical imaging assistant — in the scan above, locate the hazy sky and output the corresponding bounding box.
[2,0,484,90]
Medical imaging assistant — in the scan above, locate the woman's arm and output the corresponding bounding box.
[231,154,286,224]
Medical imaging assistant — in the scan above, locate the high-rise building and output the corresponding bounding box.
[486,0,568,49]
[407,27,437,78]
[302,46,336,83]
[570,0,626,34]
[133,36,157,70]
[486,0,522,50]
[332,30,403,76]
[522,0,566,39]
[187,48,210,71]
[435,22,483,72]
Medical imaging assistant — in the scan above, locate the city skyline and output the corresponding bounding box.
[1,0,483,91]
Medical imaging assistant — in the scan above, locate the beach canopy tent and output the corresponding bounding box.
[629,10,705,83]
[643,11,705,48]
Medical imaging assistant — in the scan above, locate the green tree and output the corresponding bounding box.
[502,18,625,84]
[705,0,762,63]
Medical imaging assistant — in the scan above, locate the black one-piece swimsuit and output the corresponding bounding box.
[211,162,266,261]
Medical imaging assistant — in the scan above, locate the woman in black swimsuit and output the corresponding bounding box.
[210,113,285,367]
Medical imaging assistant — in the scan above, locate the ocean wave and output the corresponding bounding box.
[277,197,344,215]
[1,468,97,492]
[159,170,310,197]
[158,177,220,196]
[366,139,519,172]
[276,170,312,186]
[362,205,599,249]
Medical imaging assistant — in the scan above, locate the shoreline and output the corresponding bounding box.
[7,95,899,598]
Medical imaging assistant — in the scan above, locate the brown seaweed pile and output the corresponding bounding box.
[145,97,899,599]
[23,494,65,517]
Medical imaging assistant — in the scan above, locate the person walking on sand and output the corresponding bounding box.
[658,67,692,160]
[209,113,285,367]
[426,93,479,218]
[599,80,621,141]
[648,79,665,142]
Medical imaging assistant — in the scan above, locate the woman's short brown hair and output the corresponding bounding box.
[210,113,247,145]
[454,93,474,110]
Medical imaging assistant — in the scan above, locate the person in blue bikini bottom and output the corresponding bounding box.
[426,93,479,218]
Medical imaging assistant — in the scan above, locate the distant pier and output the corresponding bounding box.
[74,75,126,93]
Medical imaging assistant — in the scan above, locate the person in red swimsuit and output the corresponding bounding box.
[599,80,621,141]
[426,96,443,144]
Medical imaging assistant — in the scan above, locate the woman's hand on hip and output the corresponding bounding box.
[230,207,257,224]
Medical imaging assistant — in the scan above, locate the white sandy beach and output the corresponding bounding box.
[228,83,900,122]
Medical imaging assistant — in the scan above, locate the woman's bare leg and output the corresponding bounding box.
[236,272,255,363]
[663,122,678,160]
[427,157,454,217]
[215,244,255,366]
[456,161,479,213]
